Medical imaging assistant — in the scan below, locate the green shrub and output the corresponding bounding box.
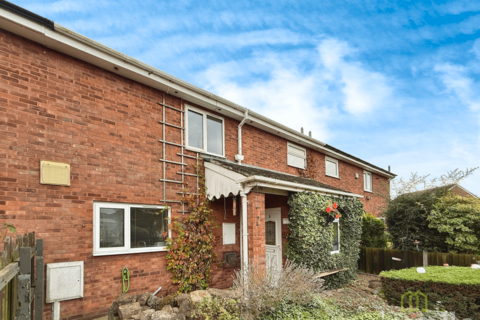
[192,297,240,320]
[258,296,343,320]
[361,213,388,248]
[380,266,480,319]
[286,192,364,289]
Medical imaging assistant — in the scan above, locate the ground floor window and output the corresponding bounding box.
[93,202,170,256]
[331,218,340,254]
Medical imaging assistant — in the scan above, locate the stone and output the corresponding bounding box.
[139,309,155,320]
[175,293,191,306]
[207,288,241,300]
[137,293,151,306]
[118,302,142,320]
[189,290,211,306]
[110,294,137,316]
[150,311,173,320]
[161,305,174,314]
[178,300,191,319]
[156,294,175,310]
[141,306,151,312]
[147,295,162,308]
[172,308,179,313]
[368,281,382,290]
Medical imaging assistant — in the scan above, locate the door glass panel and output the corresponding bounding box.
[332,221,339,251]
[100,208,124,248]
[265,221,276,245]
[188,110,203,149]
[131,207,169,248]
[207,116,223,155]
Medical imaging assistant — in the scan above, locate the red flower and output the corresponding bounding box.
[336,214,340,219]
[326,207,331,213]
[333,202,338,209]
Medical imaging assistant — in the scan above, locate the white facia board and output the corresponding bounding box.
[223,223,236,245]
[46,261,84,303]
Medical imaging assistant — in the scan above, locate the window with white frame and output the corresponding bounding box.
[325,157,339,178]
[364,171,372,192]
[93,202,170,256]
[287,143,306,169]
[186,106,224,156]
[331,218,340,254]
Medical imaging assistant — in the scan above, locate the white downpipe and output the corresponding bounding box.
[235,110,249,164]
[240,191,248,273]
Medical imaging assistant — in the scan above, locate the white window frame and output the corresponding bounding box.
[364,170,373,192]
[325,157,339,178]
[287,142,306,169]
[331,218,340,254]
[185,105,225,157]
[93,202,171,256]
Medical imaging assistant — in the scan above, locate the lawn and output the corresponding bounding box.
[380,266,480,285]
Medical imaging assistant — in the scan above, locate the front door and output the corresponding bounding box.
[265,208,282,271]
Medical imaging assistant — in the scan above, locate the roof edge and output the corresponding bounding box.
[0,0,53,30]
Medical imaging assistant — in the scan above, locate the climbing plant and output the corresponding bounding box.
[286,192,364,289]
[165,163,217,293]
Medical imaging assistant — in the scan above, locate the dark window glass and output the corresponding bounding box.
[130,208,169,248]
[188,110,203,149]
[207,116,223,155]
[100,208,124,248]
[265,221,276,246]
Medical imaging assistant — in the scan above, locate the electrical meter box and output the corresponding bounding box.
[46,261,84,303]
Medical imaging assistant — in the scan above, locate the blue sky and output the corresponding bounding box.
[11,0,480,195]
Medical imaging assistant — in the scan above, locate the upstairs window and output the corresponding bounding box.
[186,106,224,156]
[364,171,372,192]
[325,157,339,178]
[331,218,340,254]
[287,143,306,169]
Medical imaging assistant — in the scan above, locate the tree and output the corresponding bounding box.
[428,194,480,254]
[361,213,388,248]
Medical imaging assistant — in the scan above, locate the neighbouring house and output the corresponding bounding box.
[0,2,396,319]
[404,184,478,198]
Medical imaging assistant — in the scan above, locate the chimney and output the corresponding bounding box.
[301,127,304,134]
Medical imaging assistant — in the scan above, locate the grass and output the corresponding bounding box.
[380,266,480,285]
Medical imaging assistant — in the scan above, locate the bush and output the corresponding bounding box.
[361,213,388,248]
[380,266,480,319]
[286,192,364,288]
[192,297,240,320]
[258,296,343,320]
[232,261,324,320]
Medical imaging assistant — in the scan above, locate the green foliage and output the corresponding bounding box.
[0,222,16,239]
[381,266,480,285]
[165,164,216,293]
[286,192,364,289]
[258,296,344,320]
[192,297,240,320]
[385,188,450,252]
[428,194,480,254]
[361,213,388,248]
[381,266,480,319]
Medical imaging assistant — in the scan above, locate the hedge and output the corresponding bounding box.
[380,266,480,319]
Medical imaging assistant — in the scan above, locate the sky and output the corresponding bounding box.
[11,0,480,195]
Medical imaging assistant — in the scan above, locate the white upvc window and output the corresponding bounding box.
[331,218,340,254]
[325,157,339,178]
[287,143,306,169]
[93,202,170,256]
[185,105,225,157]
[364,171,373,192]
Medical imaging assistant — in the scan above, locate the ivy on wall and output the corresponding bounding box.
[286,192,364,288]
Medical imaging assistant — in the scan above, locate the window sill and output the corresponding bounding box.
[288,164,306,170]
[185,146,226,158]
[364,190,374,193]
[93,247,167,256]
[326,174,340,179]
[330,250,340,255]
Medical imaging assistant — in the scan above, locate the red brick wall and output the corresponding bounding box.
[246,192,265,266]
[0,27,390,319]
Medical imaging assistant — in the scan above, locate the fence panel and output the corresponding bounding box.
[359,247,479,275]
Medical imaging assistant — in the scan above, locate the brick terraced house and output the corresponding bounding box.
[0,2,396,319]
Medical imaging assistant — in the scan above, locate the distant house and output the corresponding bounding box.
[404,184,478,198]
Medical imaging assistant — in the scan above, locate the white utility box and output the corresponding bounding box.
[46,261,84,303]
[223,223,236,245]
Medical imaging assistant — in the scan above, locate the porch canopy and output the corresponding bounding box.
[204,157,363,200]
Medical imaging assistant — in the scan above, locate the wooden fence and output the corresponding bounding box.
[0,232,44,320]
[358,247,480,275]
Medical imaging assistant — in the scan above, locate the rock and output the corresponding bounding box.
[156,294,175,310]
[141,306,151,312]
[118,302,142,320]
[175,293,191,306]
[161,305,174,314]
[147,295,162,308]
[189,290,211,306]
[137,293,151,306]
[178,300,191,319]
[207,288,241,300]
[139,309,155,320]
[150,311,174,320]
[372,290,379,295]
[368,280,382,290]
[111,294,137,316]
[173,307,179,313]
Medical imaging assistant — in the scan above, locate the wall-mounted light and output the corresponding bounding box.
[366,196,371,200]
[355,173,359,179]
